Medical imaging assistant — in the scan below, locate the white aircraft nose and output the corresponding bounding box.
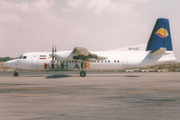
[3,59,18,68]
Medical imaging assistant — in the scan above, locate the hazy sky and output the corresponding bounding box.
[0,0,180,61]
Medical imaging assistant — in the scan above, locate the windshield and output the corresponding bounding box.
[19,55,23,59]
[19,55,27,59]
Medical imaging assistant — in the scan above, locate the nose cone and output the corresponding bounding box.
[3,59,18,68]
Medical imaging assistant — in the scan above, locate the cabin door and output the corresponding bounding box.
[32,55,38,69]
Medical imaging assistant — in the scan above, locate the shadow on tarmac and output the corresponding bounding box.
[45,74,140,78]
[46,74,72,79]
[125,75,139,77]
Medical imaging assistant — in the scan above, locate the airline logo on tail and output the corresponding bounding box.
[155,28,169,38]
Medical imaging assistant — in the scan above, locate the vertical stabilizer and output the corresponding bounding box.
[146,18,173,51]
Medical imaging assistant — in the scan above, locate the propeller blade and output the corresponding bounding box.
[52,45,54,54]
[52,45,55,63]
[51,45,55,69]
[55,46,57,60]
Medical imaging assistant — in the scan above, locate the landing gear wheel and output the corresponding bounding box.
[14,72,19,77]
[80,71,86,77]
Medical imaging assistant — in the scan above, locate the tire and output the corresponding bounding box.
[80,71,86,77]
[14,72,19,77]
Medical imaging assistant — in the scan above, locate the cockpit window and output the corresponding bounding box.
[19,55,27,59]
[19,55,23,59]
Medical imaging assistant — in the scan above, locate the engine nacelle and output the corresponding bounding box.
[73,56,80,60]
[52,51,73,61]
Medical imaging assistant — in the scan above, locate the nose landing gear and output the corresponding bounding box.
[14,72,19,77]
[13,69,19,77]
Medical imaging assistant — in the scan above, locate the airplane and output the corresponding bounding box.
[3,18,177,77]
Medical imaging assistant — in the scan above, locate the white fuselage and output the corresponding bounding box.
[4,50,176,71]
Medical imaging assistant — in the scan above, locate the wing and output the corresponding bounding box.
[72,47,107,62]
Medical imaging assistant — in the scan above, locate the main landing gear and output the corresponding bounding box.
[75,61,86,77]
[13,69,19,77]
[80,71,86,77]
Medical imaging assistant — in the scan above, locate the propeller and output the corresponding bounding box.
[55,45,57,60]
[51,45,56,69]
[55,45,57,52]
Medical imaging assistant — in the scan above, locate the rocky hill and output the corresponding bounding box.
[0,62,11,71]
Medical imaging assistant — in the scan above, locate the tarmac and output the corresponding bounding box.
[0,71,180,120]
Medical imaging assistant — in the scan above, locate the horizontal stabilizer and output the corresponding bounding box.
[150,48,166,54]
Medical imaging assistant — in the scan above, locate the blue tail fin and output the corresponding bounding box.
[146,18,173,51]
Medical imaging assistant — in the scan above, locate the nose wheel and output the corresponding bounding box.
[14,72,19,77]
[13,68,19,77]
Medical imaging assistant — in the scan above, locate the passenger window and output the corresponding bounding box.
[23,56,27,59]
[101,60,103,63]
[105,60,107,63]
[108,60,110,63]
[117,60,119,63]
[114,60,116,63]
[72,61,74,63]
[69,60,71,63]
